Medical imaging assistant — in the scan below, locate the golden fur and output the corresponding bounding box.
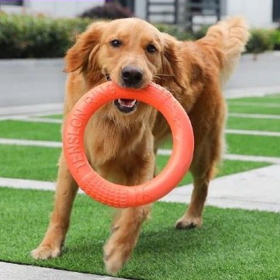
[32,17,249,274]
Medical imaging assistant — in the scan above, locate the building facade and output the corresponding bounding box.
[0,0,279,28]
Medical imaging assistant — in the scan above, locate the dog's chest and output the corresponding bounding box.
[85,118,145,165]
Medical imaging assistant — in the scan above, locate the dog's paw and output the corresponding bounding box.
[31,245,61,260]
[103,236,133,275]
[175,216,202,230]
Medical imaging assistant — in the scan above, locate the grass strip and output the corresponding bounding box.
[0,145,60,181]
[227,116,280,132]
[228,94,280,103]
[157,156,269,186]
[1,105,280,145]
[0,120,61,141]
[226,134,280,157]
[0,145,269,184]
[0,187,280,280]
[34,114,63,119]
[163,134,280,158]
[227,104,280,115]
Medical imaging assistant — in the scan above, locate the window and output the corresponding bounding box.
[273,0,280,22]
[105,0,134,12]
[119,0,134,12]
[0,0,23,5]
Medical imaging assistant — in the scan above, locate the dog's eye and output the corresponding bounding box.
[110,39,122,48]
[146,44,157,53]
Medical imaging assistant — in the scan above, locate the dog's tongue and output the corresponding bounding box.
[118,99,136,108]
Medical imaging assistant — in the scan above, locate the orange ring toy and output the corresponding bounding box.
[63,81,194,208]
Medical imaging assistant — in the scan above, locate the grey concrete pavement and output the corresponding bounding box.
[0,59,65,107]
[0,103,63,117]
[1,163,279,212]
[0,52,280,108]
[225,52,280,98]
[226,52,280,92]
[161,164,280,212]
[0,262,127,280]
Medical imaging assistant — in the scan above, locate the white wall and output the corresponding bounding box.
[24,0,105,18]
[226,0,275,28]
[135,0,146,19]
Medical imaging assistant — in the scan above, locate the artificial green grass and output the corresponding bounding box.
[227,117,280,132]
[227,94,280,103]
[160,131,280,156]
[0,145,269,184]
[226,134,280,157]
[0,145,60,181]
[157,156,270,186]
[1,119,280,146]
[1,94,280,279]
[227,104,280,115]
[1,101,280,147]
[35,114,63,119]
[0,120,61,141]
[1,187,280,280]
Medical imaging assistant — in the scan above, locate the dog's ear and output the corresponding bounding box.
[162,33,205,89]
[161,33,180,77]
[64,22,107,73]
[160,33,186,88]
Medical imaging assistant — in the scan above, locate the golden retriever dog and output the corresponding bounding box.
[32,17,249,274]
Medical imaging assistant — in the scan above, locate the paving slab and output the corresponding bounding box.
[226,52,280,95]
[0,59,65,107]
[1,52,280,108]
[161,164,280,212]
[0,103,63,117]
[1,164,279,212]
[0,262,127,280]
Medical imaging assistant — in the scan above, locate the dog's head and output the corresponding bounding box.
[65,18,183,116]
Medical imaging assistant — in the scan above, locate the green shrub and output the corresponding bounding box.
[192,25,209,40]
[154,24,209,41]
[0,13,279,59]
[246,29,274,58]
[154,23,193,41]
[0,14,90,58]
[0,14,195,59]
[269,29,280,50]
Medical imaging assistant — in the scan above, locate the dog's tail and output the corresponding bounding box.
[200,17,250,85]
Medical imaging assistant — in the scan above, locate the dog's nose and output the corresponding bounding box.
[121,66,143,87]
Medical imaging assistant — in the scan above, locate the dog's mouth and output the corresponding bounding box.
[114,99,138,114]
[105,72,139,114]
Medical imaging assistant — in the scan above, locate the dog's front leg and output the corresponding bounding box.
[104,205,151,274]
[103,152,155,275]
[32,152,78,259]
